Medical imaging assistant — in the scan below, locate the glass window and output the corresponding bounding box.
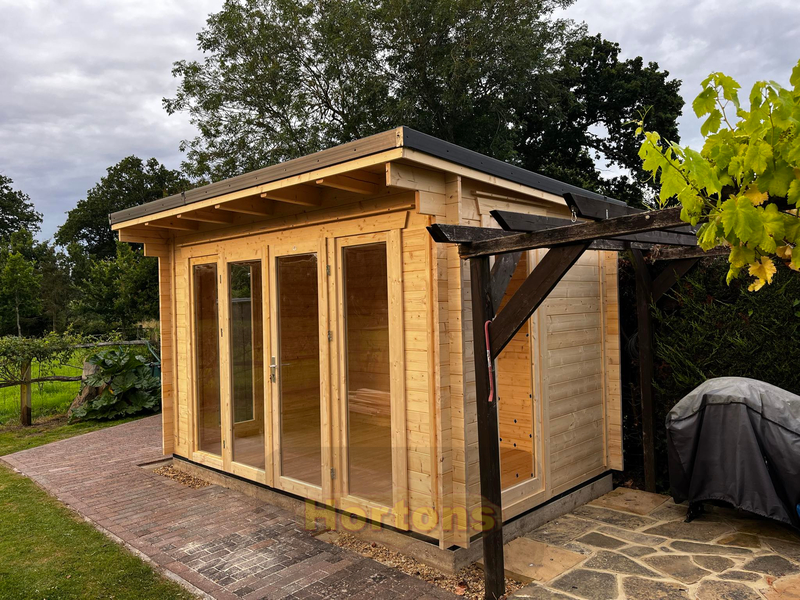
[193,263,221,456]
[277,254,322,486]
[229,261,265,469]
[343,243,392,504]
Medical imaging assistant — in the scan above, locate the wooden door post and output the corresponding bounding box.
[631,250,656,492]
[20,360,32,427]
[469,256,505,600]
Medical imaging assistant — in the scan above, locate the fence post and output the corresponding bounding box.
[20,360,32,426]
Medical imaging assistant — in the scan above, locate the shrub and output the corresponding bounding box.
[70,347,160,421]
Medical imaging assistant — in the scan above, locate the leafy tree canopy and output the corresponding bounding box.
[165,0,682,206]
[0,231,42,337]
[0,175,42,241]
[55,156,189,259]
[639,59,800,291]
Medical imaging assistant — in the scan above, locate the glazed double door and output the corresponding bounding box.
[191,234,398,511]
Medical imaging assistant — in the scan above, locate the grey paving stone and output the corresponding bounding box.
[643,520,733,542]
[575,532,626,550]
[650,503,690,522]
[596,525,666,546]
[619,545,657,558]
[715,532,761,549]
[695,580,762,600]
[719,570,762,582]
[671,541,753,556]
[692,555,735,572]
[527,516,597,547]
[765,537,800,563]
[572,505,656,530]
[621,576,690,600]
[741,554,800,577]
[584,551,660,577]
[550,569,618,600]
[644,554,710,584]
[510,583,575,599]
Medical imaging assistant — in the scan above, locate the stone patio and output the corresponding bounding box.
[2,416,800,599]
[508,487,800,599]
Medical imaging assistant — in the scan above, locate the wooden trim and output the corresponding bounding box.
[215,198,274,216]
[261,185,322,207]
[146,217,199,231]
[177,210,234,224]
[651,259,698,302]
[316,173,381,195]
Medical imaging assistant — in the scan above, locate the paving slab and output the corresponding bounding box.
[511,583,576,599]
[550,569,618,600]
[589,487,668,516]
[575,532,626,550]
[619,545,657,558]
[496,536,584,584]
[695,580,762,600]
[719,571,762,582]
[596,525,666,546]
[583,550,660,577]
[762,573,800,600]
[692,555,735,572]
[527,516,597,548]
[715,533,762,549]
[765,537,800,563]
[671,541,753,556]
[643,520,734,542]
[644,554,710,584]
[741,554,800,578]
[571,505,657,530]
[621,576,690,600]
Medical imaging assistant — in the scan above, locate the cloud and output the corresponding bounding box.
[0,0,222,240]
[2,0,798,241]
[559,0,800,150]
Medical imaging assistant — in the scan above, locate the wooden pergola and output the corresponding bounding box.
[428,194,720,600]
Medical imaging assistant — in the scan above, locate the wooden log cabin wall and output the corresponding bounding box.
[110,127,623,551]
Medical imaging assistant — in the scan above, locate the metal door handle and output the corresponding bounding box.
[269,357,277,383]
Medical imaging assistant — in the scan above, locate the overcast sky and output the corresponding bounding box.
[1,0,799,241]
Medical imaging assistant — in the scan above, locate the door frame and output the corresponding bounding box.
[188,253,225,472]
[267,237,333,503]
[221,244,269,485]
[330,230,409,529]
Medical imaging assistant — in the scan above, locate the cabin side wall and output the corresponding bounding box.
[451,181,623,540]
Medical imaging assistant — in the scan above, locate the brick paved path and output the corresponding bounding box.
[1,416,453,600]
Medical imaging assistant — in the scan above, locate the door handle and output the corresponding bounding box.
[269,357,277,383]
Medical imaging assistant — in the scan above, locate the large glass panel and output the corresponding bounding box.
[230,261,265,470]
[343,243,392,504]
[194,263,221,456]
[495,254,535,489]
[277,254,321,486]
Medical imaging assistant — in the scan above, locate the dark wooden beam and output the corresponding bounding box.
[459,207,685,258]
[563,193,695,235]
[647,245,729,261]
[426,224,653,252]
[491,210,697,246]
[631,249,657,493]
[490,243,590,358]
[469,256,505,600]
[651,259,698,303]
[490,252,522,310]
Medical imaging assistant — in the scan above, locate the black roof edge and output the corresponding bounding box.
[110,126,626,226]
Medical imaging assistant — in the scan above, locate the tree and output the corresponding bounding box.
[56,156,189,260]
[164,0,682,206]
[70,243,159,335]
[0,174,42,241]
[0,231,42,336]
[638,59,800,291]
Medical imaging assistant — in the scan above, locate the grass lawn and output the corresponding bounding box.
[0,462,194,600]
[0,361,83,424]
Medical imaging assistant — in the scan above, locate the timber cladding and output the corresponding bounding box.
[112,130,622,551]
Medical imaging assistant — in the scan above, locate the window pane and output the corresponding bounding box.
[194,263,221,456]
[277,254,321,486]
[230,261,265,470]
[495,254,535,489]
[344,243,392,505]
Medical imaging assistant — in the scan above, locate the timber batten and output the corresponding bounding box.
[112,128,652,599]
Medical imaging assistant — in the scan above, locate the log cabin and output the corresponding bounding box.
[110,127,622,565]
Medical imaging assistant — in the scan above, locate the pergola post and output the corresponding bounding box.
[631,249,656,492]
[469,256,505,600]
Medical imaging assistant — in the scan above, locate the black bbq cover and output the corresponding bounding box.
[666,377,800,528]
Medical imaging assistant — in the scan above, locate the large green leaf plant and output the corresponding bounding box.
[638,59,800,291]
